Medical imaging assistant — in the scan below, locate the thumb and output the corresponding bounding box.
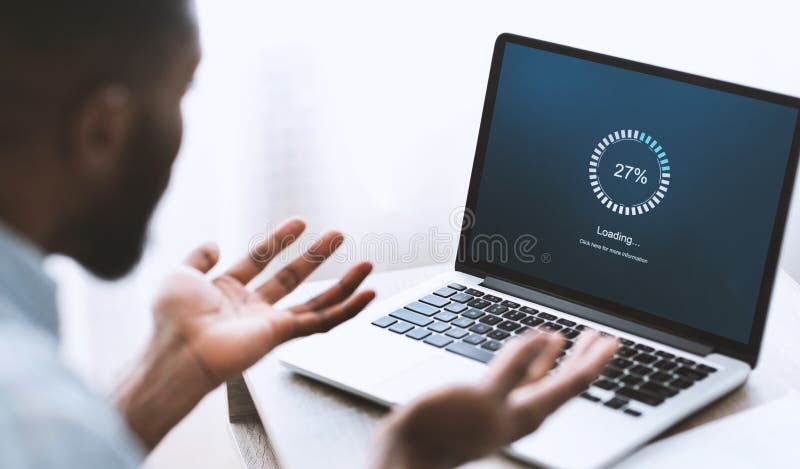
[183,242,220,274]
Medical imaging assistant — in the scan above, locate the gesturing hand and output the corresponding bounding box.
[371,331,618,469]
[116,218,375,448]
[154,217,375,386]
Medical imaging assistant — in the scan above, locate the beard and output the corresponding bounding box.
[59,114,179,280]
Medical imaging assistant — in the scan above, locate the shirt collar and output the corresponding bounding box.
[0,221,59,335]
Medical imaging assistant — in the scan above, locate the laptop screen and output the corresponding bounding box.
[464,38,800,348]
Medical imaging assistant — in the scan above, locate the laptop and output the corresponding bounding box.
[279,33,800,468]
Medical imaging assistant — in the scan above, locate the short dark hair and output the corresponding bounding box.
[0,0,194,148]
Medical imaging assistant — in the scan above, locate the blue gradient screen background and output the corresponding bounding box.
[471,42,799,343]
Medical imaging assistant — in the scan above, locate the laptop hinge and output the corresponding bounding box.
[481,276,714,357]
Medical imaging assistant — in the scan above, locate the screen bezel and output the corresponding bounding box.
[456,33,800,367]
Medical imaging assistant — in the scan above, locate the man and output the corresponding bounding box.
[0,1,617,467]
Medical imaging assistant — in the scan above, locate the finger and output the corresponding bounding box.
[256,230,345,304]
[524,332,564,383]
[509,337,618,437]
[567,330,602,358]
[288,262,373,313]
[484,333,552,397]
[183,242,220,274]
[223,217,306,284]
[279,290,376,342]
[553,333,618,388]
[539,336,618,399]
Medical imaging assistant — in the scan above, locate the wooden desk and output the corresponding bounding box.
[227,266,800,468]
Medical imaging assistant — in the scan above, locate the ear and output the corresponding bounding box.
[67,85,134,181]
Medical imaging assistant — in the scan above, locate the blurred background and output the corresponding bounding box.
[45,0,800,467]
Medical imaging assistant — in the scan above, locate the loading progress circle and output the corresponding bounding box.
[588,129,671,216]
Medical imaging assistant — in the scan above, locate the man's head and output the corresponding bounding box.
[0,1,200,279]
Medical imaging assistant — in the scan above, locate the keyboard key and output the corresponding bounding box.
[469,323,492,334]
[405,302,438,316]
[446,341,493,363]
[463,334,486,345]
[520,306,538,314]
[502,300,520,308]
[676,357,696,366]
[562,328,579,339]
[540,322,562,332]
[465,288,484,297]
[634,353,657,365]
[497,321,521,332]
[428,322,450,333]
[593,379,619,391]
[451,293,474,303]
[486,304,508,315]
[697,364,718,374]
[604,397,628,410]
[675,367,707,381]
[671,378,694,389]
[503,310,526,321]
[390,309,433,327]
[433,311,457,322]
[624,409,642,417]
[650,371,673,383]
[522,316,544,327]
[602,367,624,379]
[406,327,431,340]
[445,326,469,338]
[562,339,574,350]
[483,294,502,303]
[424,335,453,348]
[656,350,675,359]
[479,315,502,326]
[481,340,502,351]
[371,316,396,328]
[617,347,637,358]
[619,338,635,346]
[617,387,664,406]
[433,287,457,298]
[447,283,466,291]
[420,295,449,308]
[462,308,485,320]
[487,330,510,340]
[388,321,414,334]
[580,392,601,402]
[444,303,468,313]
[515,326,531,335]
[452,317,474,328]
[557,318,576,327]
[620,374,643,386]
[468,298,491,309]
[653,359,677,371]
[538,312,557,321]
[575,324,588,331]
[635,344,655,353]
[629,365,653,377]
[640,381,678,398]
[611,358,633,369]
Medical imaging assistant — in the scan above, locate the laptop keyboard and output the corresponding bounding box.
[371,282,719,417]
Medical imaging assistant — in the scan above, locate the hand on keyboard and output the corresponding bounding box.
[370,331,618,469]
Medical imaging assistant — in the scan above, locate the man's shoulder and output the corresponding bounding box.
[0,306,144,468]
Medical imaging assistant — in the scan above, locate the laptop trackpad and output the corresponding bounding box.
[374,353,486,405]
